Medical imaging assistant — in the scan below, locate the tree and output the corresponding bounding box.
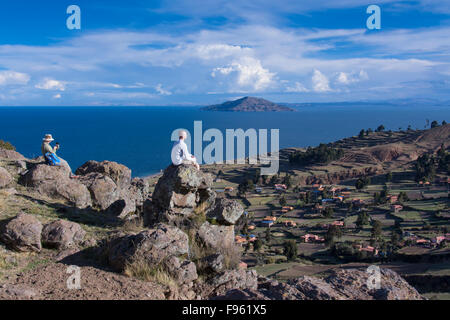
[356,212,370,229]
[442,120,447,125]
[398,191,409,203]
[289,144,344,166]
[376,125,385,132]
[238,179,255,196]
[359,129,365,139]
[431,120,439,128]
[279,195,287,207]
[253,239,263,252]
[371,220,383,239]
[265,227,271,243]
[390,230,400,247]
[283,240,298,261]
[326,225,342,245]
[282,174,292,189]
[323,206,334,218]
[355,177,371,190]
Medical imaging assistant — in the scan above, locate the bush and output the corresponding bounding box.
[0,140,15,151]
[283,240,298,261]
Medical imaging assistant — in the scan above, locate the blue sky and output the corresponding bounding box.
[0,0,449,106]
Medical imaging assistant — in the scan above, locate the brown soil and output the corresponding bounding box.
[0,251,166,300]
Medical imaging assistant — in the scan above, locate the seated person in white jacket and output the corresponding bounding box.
[171,130,200,170]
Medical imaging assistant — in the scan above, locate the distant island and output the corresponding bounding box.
[201,96,296,112]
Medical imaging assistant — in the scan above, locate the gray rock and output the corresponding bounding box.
[197,221,234,250]
[107,223,189,272]
[20,164,92,209]
[148,164,215,223]
[75,160,132,189]
[164,256,198,284]
[206,269,258,297]
[215,267,425,300]
[78,172,120,210]
[200,253,224,273]
[0,213,43,252]
[0,148,26,161]
[0,167,13,188]
[42,219,86,249]
[206,198,244,225]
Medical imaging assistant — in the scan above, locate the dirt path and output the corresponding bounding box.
[0,261,166,300]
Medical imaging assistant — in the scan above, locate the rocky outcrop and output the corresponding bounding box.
[76,160,131,189]
[76,161,149,218]
[78,173,120,210]
[215,268,424,300]
[146,164,216,224]
[206,198,244,225]
[200,269,258,298]
[0,167,13,188]
[0,148,26,161]
[197,221,234,250]
[0,213,43,252]
[107,223,190,272]
[41,219,86,249]
[20,163,92,209]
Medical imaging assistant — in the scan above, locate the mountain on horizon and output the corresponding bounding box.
[201,96,296,112]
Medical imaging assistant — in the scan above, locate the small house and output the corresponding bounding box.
[391,204,403,213]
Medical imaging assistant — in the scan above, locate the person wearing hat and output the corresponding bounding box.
[41,134,79,178]
[171,130,200,170]
[41,134,59,160]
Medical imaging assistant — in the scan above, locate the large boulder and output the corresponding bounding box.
[20,164,92,209]
[0,167,13,188]
[41,219,86,249]
[78,173,120,210]
[0,213,43,252]
[206,198,244,225]
[146,164,216,224]
[203,269,258,298]
[197,221,234,250]
[107,223,189,272]
[164,256,198,284]
[75,160,131,189]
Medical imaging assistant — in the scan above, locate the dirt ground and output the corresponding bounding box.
[0,250,166,300]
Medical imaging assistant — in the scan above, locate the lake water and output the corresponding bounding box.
[0,105,448,177]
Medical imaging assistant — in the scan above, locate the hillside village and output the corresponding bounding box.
[198,122,450,299]
[0,122,448,300]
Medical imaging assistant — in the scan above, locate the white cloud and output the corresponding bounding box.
[155,84,172,95]
[53,94,62,99]
[312,69,331,92]
[212,56,275,91]
[285,81,309,92]
[35,78,65,91]
[0,71,30,86]
[336,70,369,84]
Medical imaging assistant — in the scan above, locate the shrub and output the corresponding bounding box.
[0,140,15,151]
[283,240,298,261]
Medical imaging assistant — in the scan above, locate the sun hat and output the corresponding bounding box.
[43,134,54,142]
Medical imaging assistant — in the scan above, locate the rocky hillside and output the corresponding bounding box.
[0,148,424,300]
[202,96,296,112]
